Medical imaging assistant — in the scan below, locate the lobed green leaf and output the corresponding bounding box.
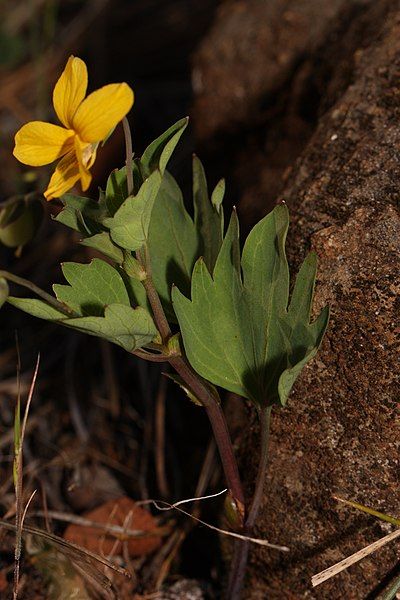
[8,297,157,351]
[192,156,223,272]
[53,258,130,316]
[146,171,199,320]
[107,170,162,251]
[141,118,188,177]
[173,204,329,407]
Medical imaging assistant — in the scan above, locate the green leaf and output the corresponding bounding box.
[172,204,329,407]
[54,194,104,234]
[105,162,143,215]
[8,297,68,321]
[211,178,225,214]
[8,296,157,351]
[0,199,43,248]
[0,278,9,308]
[66,304,157,351]
[53,259,130,316]
[141,118,188,177]
[192,156,223,272]
[107,170,163,251]
[146,172,200,320]
[80,232,124,263]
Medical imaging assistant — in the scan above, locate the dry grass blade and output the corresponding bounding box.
[312,528,400,587]
[378,572,400,600]
[140,490,289,552]
[0,519,130,590]
[333,495,400,527]
[13,353,40,600]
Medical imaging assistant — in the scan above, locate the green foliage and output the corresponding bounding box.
[80,232,123,262]
[66,304,157,351]
[7,297,68,321]
[4,117,328,408]
[104,118,188,251]
[0,198,43,248]
[144,158,224,321]
[55,118,189,262]
[146,172,199,320]
[172,204,329,407]
[8,296,157,352]
[192,155,224,272]
[141,117,188,177]
[105,170,162,251]
[105,162,142,215]
[8,258,157,351]
[0,278,9,308]
[53,259,130,316]
[54,194,104,235]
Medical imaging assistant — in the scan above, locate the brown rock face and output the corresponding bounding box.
[192,0,347,138]
[192,0,400,598]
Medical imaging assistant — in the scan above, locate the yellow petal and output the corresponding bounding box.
[53,56,88,128]
[14,121,74,167]
[72,83,134,143]
[44,150,80,200]
[73,136,94,192]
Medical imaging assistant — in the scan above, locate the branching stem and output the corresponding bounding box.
[121,114,245,533]
[134,245,244,517]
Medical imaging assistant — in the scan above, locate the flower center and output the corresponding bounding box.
[81,143,96,167]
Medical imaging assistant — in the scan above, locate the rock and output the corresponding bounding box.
[235,2,400,597]
[190,0,393,223]
[192,0,349,138]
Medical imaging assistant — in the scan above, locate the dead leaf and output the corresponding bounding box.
[63,497,162,558]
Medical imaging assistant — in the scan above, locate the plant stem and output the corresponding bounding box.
[132,349,169,363]
[0,271,75,317]
[138,244,172,342]
[136,247,245,517]
[169,355,245,515]
[227,405,272,599]
[121,116,245,521]
[122,117,134,196]
[247,405,272,528]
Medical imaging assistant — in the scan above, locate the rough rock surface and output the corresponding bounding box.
[191,0,393,224]
[192,0,347,138]
[192,0,400,597]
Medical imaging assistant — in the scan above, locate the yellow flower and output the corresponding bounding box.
[13,56,134,200]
